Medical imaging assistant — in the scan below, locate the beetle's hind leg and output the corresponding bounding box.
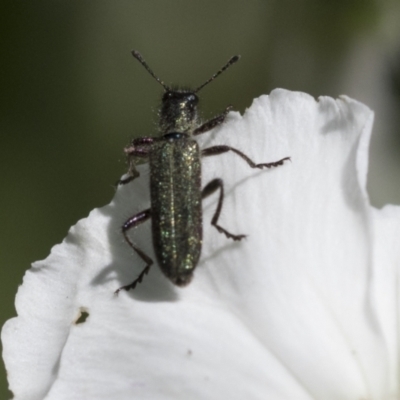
[202,178,246,241]
[115,208,153,294]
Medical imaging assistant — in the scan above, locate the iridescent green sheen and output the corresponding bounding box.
[149,138,202,286]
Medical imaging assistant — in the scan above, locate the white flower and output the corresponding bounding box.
[2,89,400,400]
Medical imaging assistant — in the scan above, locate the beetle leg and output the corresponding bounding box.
[118,137,155,185]
[115,208,153,294]
[202,178,246,241]
[202,145,290,169]
[193,106,232,136]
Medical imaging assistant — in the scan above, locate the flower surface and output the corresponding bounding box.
[2,89,400,400]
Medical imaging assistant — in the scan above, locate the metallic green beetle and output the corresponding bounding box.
[115,51,289,293]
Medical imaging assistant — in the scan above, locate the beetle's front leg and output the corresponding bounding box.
[118,137,155,185]
[202,145,290,169]
[115,208,154,294]
[193,105,232,136]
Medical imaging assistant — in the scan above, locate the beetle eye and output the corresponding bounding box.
[188,94,198,104]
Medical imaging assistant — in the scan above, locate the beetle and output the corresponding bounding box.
[115,50,289,293]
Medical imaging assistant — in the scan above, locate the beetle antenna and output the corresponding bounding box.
[194,55,240,93]
[131,50,169,90]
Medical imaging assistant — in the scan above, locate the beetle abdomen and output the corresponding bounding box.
[149,138,202,286]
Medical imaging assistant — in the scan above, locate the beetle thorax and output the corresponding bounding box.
[160,90,199,134]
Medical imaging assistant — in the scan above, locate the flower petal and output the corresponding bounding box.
[3,89,397,400]
[370,205,400,396]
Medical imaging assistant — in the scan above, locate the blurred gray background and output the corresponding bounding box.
[1,0,400,396]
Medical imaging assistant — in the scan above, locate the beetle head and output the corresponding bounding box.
[131,50,240,134]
